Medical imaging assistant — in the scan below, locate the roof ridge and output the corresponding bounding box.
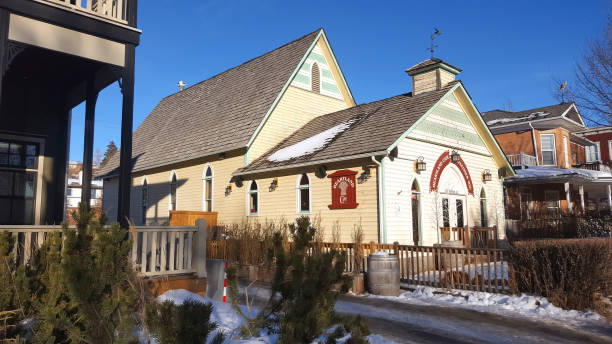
[159,28,322,102]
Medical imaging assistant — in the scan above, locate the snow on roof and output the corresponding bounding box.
[267,119,356,162]
[486,111,549,126]
[511,166,612,180]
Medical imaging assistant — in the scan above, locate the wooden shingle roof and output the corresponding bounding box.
[235,81,460,175]
[98,29,322,178]
[482,103,577,128]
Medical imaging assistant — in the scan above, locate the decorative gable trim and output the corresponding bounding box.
[244,29,355,166]
[561,103,586,127]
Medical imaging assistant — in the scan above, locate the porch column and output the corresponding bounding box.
[0,9,9,110]
[564,182,571,213]
[117,44,135,227]
[81,77,98,208]
[608,185,612,214]
[579,185,585,213]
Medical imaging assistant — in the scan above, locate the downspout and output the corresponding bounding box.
[371,155,386,244]
[529,122,540,165]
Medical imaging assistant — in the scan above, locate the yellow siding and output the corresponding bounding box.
[413,70,438,95]
[240,163,379,243]
[248,85,348,162]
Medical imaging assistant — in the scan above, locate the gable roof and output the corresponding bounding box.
[234,81,460,176]
[482,102,582,128]
[405,58,462,75]
[97,29,322,178]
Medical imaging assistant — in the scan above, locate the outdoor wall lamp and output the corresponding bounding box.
[269,178,278,191]
[482,169,492,182]
[450,150,461,163]
[415,156,427,172]
[357,167,371,184]
[225,185,232,196]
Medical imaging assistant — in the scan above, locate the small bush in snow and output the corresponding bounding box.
[145,299,224,344]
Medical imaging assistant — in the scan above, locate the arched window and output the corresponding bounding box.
[203,166,213,212]
[411,179,420,245]
[169,172,177,211]
[297,174,310,213]
[248,181,258,215]
[141,178,148,224]
[311,62,320,93]
[480,187,488,227]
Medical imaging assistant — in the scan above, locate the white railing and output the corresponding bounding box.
[0,221,207,279]
[41,0,128,25]
[507,152,538,167]
[573,161,612,173]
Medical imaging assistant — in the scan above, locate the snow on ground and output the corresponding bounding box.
[366,285,602,326]
[267,119,356,162]
[141,289,396,344]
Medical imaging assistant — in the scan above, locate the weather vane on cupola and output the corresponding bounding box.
[428,27,441,58]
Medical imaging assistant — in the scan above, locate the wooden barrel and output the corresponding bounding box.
[367,253,400,296]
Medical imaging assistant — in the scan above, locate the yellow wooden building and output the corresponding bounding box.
[99,29,514,245]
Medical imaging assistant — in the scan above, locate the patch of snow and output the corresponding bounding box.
[487,111,549,126]
[267,120,356,162]
[142,289,396,344]
[511,166,612,180]
[367,286,601,325]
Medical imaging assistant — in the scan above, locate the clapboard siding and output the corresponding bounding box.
[249,85,348,163]
[384,138,505,246]
[244,162,379,243]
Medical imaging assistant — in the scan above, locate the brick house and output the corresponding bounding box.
[482,103,612,219]
[574,126,612,165]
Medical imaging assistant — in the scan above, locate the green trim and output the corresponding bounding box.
[454,84,516,177]
[299,63,311,72]
[293,73,310,85]
[413,120,486,147]
[387,83,461,152]
[321,69,333,78]
[381,157,387,244]
[308,52,326,64]
[245,30,324,150]
[244,149,250,166]
[433,100,473,126]
[322,81,340,94]
[319,31,356,105]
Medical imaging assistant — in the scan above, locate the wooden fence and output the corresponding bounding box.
[0,224,207,280]
[440,226,498,249]
[206,240,510,293]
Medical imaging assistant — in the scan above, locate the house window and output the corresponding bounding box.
[297,174,310,213]
[311,62,320,93]
[141,178,148,224]
[572,150,578,165]
[545,190,560,210]
[540,134,556,165]
[248,181,258,215]
[480,188,488,227]
[203,166,213,212]
[456,199,464,228]
[66,188,73,196]
[0,140,39,225]
[442,198,450,227]
[169,172,177,211]
[411,179,420,245]
[586,143,600,162]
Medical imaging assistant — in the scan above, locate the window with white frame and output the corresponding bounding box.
[203,166,213,212]
[540,134,557,165]
[169,172,177,211]
[545,190,560,209]
[0,140,39,224]
[248,181,258,215]
[297,174,310,213]
[563,136,569,168]
[586,143,600,162]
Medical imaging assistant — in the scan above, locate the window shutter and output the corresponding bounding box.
[311,63,320,93]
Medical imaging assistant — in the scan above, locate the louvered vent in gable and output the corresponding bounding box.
[311,63,320,93]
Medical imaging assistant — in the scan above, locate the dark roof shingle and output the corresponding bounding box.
[236,81,459,175]
[98,29,321,178]
[482,103,574,127]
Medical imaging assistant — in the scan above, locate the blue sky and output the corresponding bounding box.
[70,0,610,162]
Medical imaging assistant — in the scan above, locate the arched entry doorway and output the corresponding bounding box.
[438,165,468,229]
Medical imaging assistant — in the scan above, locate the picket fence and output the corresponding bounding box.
[207,240,510,293]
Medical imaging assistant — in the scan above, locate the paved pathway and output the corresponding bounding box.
[237,283,612,344]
